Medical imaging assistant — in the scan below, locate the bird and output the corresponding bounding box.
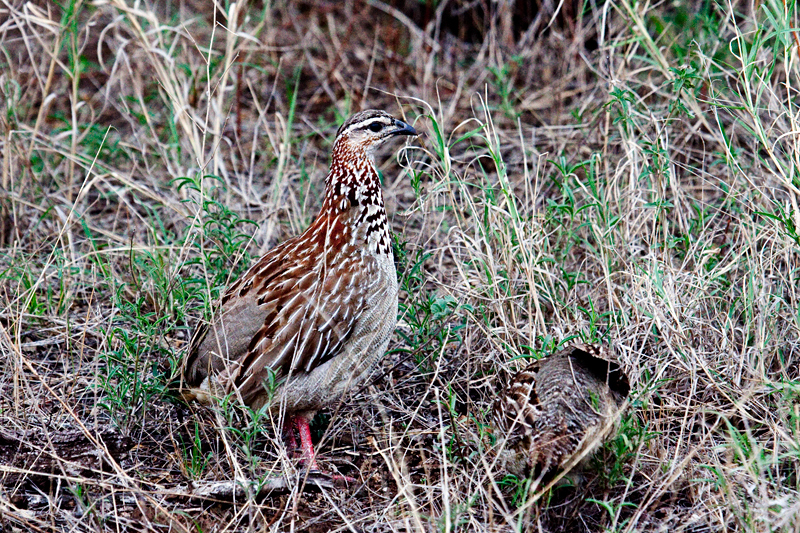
[182,109,417,474]
[493,343,630,479]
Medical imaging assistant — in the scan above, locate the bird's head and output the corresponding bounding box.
[334,109,417,156]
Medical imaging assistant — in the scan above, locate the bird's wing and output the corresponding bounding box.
[183,206,388,403]
[182,237,299,386]
[220,244,383,404]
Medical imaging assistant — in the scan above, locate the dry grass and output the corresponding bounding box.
[1,0,799,531]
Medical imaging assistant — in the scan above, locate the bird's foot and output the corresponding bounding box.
[302,467,356,486]
[289,415,357,486]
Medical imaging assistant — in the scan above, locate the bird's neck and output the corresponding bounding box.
[315,142,392,257]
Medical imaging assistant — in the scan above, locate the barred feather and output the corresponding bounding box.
[494,343,630,476]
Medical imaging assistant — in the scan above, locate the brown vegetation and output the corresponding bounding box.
[0,0,798,531]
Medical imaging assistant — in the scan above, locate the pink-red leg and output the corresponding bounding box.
[283,418,298,451]
[293,414,321,472]
[290,414,355,484]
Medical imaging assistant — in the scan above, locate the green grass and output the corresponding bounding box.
[0,0,798,531]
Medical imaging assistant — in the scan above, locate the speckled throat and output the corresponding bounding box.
[321,140,392,257]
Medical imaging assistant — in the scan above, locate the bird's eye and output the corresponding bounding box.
[368,122,384,132]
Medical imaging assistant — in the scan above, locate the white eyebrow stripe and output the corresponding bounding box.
[341,117,392,136]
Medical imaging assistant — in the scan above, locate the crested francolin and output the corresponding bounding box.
[493,343,630,478]
[183,110,417,473]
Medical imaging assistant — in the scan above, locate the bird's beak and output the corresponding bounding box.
[392,119,418,137]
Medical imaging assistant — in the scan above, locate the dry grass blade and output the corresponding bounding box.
[0,0,798,531]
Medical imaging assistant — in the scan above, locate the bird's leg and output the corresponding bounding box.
[292,414,355,484]
[293,414,321,472]
[283,418,298,453]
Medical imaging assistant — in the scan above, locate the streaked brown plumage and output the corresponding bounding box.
[493,343,630,478]
[182,110,417,472]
